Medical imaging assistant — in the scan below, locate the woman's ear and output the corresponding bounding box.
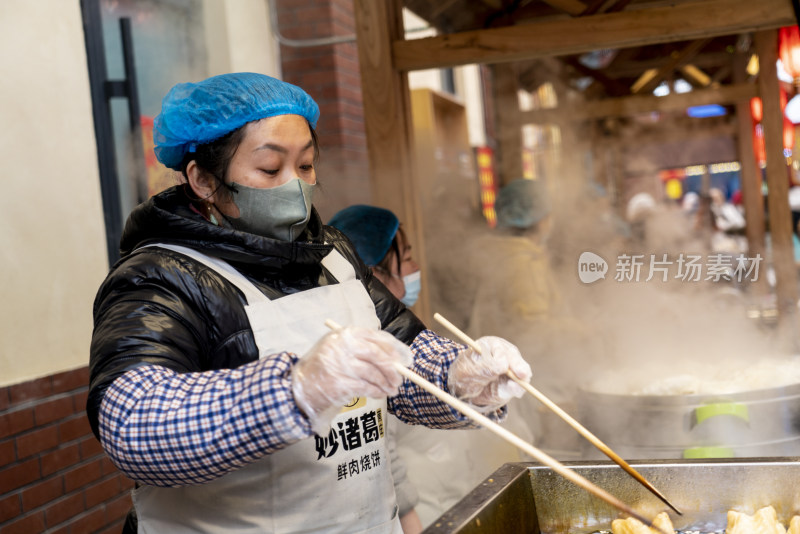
[186,160,219,202]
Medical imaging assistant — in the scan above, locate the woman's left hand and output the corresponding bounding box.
[447,336,532,412]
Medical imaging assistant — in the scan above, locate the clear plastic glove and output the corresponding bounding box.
[292,326,413,434]
[447,336,532,412]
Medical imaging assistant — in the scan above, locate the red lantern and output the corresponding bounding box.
[754,123,766,164]
[785,116,796,152]
[751,97,763,122]
[780,26,800,84]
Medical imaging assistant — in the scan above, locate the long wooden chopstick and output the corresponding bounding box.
[432,312,683,517]
[324,319,672,534]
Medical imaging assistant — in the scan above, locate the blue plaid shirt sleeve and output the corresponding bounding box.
[98,352,311,487]
[98,330,505,488]
[389,329,507,428]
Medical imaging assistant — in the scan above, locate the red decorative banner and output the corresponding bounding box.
[475,146,497,228]
[141,116,180,197]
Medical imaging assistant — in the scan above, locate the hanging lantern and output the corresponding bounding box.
[779,26,800,85]
[785,116,796,152]
[750,97,763,122]
[754,123,766,165]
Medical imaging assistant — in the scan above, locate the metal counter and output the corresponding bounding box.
[422,458,800,533]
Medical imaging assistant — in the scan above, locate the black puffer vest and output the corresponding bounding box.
[87,185,425,438]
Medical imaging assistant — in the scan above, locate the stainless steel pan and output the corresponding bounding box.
[423,458,800,533]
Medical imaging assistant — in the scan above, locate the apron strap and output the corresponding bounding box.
[320,247,356,282]
[141,243,356,305]
[141,243,268,305]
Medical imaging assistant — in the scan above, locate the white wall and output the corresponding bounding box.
[404,9,442,91]
[204,0,281,77]
[456,65,487,147]
[0,0,284,388]
[0,1,109,386]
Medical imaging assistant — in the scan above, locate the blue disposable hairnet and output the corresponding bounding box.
[153,72,320,170]
[496,178,550,229]
[328,205,400,267]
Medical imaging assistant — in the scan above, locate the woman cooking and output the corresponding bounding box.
[87,72,531,534]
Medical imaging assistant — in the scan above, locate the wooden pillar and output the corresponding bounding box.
[490,63,523,185]
[590,121,609,192]
[604,120,626,217]
[733,49,767,296]
[552,81,584,199]
[756,30,798,334]
[353,0,431,322]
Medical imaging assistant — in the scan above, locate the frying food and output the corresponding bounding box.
[611,511,675,534]
[727,506,786,534]
[789,515,800,534]
[610,509,800,534]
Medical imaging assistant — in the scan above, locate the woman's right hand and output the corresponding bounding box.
[291,326,412,434]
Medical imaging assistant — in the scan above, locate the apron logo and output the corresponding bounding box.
[315,408,384,461]
[341,397,366,411]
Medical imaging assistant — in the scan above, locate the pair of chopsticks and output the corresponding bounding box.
[432,313,682,517]
[324,318,676,534]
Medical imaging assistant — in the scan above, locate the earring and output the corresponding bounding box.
[204,202,219,226]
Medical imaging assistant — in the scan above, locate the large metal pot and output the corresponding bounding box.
[576,383,800,459]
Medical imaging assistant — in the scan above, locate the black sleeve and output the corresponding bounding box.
[326,227,426,345]
[86,249,252,439]
[365,271,426,344]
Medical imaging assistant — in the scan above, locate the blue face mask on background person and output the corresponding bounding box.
[225,178,315,241]
[400,270,421,307]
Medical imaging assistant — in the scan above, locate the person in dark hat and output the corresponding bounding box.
[328,205,421,308]
[471,178,601,464]
[328,204,423,533]
[469,177,555,335]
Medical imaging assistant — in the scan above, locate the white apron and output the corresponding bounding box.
[133,244,401,534]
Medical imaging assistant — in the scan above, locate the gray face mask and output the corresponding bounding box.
[225,178,315,241]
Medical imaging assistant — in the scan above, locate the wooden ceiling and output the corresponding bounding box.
[402,0,796,102]
[351,0,800,321]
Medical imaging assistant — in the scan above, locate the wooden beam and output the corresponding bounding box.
[632,39,710,94]
[616,118,738,146]
[393,0,793,71]
[353,0,431,322]
[605,52,733,77]
[519,82,757,123]
[630,68,659,94]
[562,56,630,97]
[491,63,524,184]
[755,30,797,328]
[605,0,633,14]
[709,64,732,85]
[540,0,587,16]
[429,0,461,19]
[580,0,612,16]
[680,64,713,87]
[733,50,766,297]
